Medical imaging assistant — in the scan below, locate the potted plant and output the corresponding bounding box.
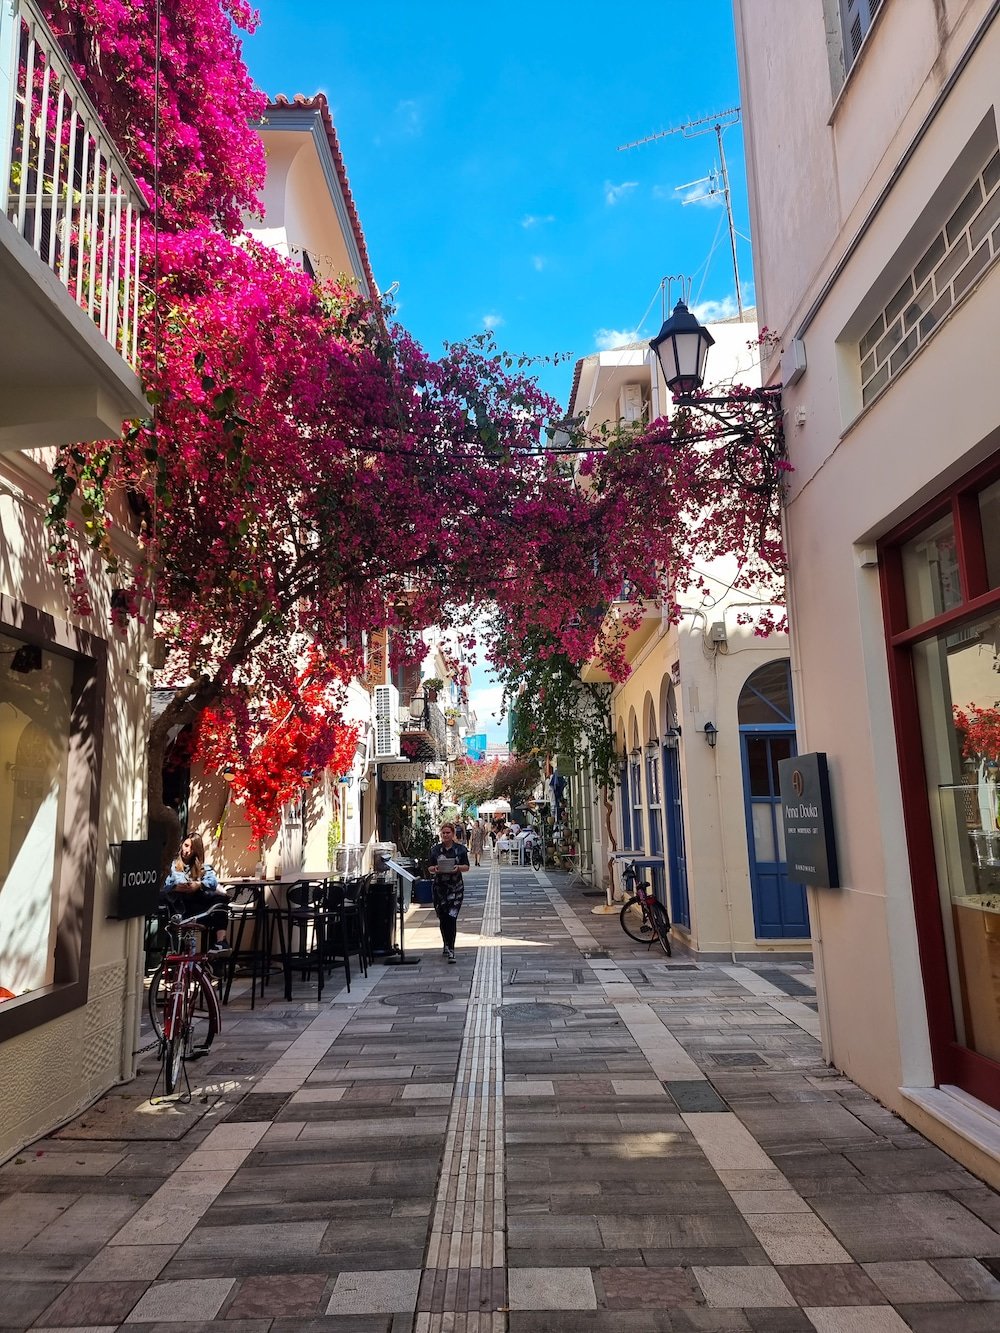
[422,676,444,702]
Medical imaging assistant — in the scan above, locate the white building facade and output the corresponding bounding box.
[571,319,800,957]
[735,0,1000,1182]
[1,1,151,1159]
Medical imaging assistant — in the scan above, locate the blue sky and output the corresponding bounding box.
[244,1,751,741]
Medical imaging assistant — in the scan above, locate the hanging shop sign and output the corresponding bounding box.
[111,839,162,918]
[777,752,840,889]
[424,777,443,793]
[379,762,427,782]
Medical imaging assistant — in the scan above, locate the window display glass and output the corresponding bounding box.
[902,512,961,625]
[913,614,1000,1063]
[0,634,74,999]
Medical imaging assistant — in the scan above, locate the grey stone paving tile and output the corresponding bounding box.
[271,1320,392,1333]
[598,1214,758,1250]
[811,1192,1000,1261]
[930,1256,1000,1299]
[775,1262,885,1305]
[862,1259,959,1303]
[24,1194,144,1254]
[666,1081,728,1112]
[175,1219,327,1257]
[0,1281,67,1326]
[896,1307,1000,1332]
[35,1279,149,1326]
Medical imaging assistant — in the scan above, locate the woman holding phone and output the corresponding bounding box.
[427,821,469,962]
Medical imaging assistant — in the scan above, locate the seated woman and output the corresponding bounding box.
[162,833,231,954]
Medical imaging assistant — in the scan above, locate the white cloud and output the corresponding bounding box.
[395,98,423,136]
[691,295,740,323]
[521,213,555,229]
[679,182,723,208]
[532,255,546,272]
[604,180,638,206]
[482,312,505,330]
[594,327,640,351]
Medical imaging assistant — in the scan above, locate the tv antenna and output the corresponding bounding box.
[619,107,745,321]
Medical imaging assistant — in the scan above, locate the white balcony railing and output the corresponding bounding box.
[5,0,145,370]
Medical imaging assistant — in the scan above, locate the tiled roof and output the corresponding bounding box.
[267,93,377,298]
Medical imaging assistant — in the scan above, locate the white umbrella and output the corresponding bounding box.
[479,798,511,815]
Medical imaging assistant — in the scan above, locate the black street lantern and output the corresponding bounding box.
[649,301,715,399]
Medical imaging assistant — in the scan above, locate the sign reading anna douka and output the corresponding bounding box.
[777,752,841,889]
[113,839,162,918]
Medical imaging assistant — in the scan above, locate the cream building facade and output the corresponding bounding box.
[1,1,151,1159]
[734,0,1000,1182]
[184,94,380,880]
[570,319,802,958]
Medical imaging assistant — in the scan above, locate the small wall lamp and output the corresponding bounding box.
[663,726,681,749]
[703,721,718,748]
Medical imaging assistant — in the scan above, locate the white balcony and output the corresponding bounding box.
[0,0,148,450]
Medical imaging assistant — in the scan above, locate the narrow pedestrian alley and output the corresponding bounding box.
[3,865,1000,1333]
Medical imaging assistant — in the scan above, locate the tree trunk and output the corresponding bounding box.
[602,786,619,906]
[147,676,222,882]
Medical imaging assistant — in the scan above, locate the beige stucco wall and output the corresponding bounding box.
[0,452,150,1162]
[735,0,1000,1177]
[598,607,794,956]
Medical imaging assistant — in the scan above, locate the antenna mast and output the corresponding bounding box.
[619,108,745,321]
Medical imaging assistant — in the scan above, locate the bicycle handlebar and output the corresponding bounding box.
[168,906,221,929]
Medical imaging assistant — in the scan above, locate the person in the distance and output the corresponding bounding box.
[427,821,469,963]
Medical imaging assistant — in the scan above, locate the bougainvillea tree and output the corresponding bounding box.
[39,0,788,863]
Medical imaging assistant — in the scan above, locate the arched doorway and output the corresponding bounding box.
[739,660,808,938]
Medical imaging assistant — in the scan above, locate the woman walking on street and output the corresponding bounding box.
[470,818,486,867]
[427,821,469,962]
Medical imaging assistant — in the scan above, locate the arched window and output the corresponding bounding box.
[738,660,795,726]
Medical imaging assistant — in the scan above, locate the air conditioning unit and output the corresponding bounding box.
[618,383,645,424]
[373,683,400,758]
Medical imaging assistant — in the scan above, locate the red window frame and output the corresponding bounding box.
[879,453,1000,1109]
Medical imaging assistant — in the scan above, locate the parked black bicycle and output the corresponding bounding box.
[618,860,672,955]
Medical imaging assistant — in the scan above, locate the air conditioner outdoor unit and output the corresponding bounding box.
[373,683,401,758]
[618,383,645,423]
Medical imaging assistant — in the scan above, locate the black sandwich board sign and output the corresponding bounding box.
[777,752,840,889]
[111,839,162,918]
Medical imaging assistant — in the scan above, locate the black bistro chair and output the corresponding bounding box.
[326,874,371,978]
[223,881,285,1009]
[283,879,347,1000]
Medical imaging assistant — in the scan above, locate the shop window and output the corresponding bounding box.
[901,512,962,623]
[0,604,105,1038]
[912,615,1000,1066]
[738,660,795,725]
[0,638,74,997]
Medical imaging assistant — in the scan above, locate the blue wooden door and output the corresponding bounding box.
[741,729,809,938]
[662,742,690,928]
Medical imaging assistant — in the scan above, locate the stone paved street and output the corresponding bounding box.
[3,861,1000,1331]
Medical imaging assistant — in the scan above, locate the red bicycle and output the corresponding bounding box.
[147,907,223,1094]
[619,860,672,956]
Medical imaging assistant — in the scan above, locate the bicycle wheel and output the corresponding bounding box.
[164,1022,186,1093]
[186,967,220,1054]
[620,897,654,942]
[147,962,168,1043]
[647,899,672,957]
[530,843,542,871]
